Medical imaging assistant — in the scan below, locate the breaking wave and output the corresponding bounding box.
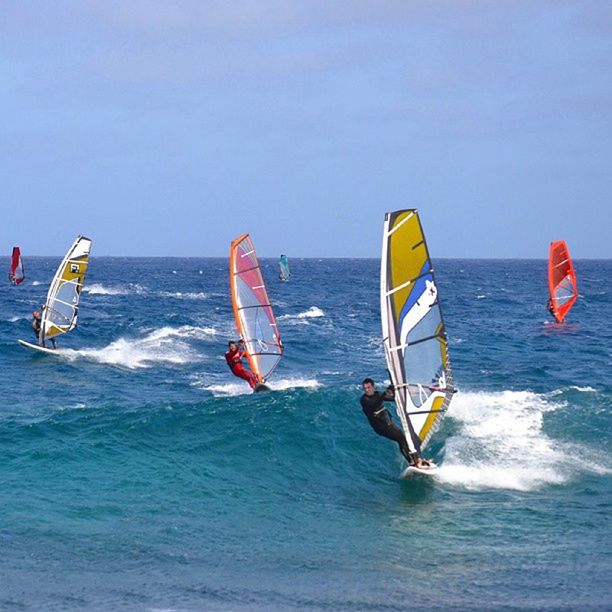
[278,306,325,321]
[62,325,216,369]
[84,283,146,296]
[436,389,610,491]
[194,377,321,397]
[159,291,209,300]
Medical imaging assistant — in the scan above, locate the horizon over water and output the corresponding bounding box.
[1,257,610,610]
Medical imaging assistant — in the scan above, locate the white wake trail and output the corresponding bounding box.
[435,390,597,491]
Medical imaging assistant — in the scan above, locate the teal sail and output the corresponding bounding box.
[278,254,291,281]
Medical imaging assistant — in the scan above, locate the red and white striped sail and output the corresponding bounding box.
[9,247,25,285]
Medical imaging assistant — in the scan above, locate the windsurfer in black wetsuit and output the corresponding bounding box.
[31,307,56,349]
[360,378,429,468]
[31,310,41,339]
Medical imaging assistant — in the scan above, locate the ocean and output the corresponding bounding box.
[1,257,610,611]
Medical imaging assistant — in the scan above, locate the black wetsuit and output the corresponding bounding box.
[32,316,41,339]
[360,390,413,462]
[31,314,56,348]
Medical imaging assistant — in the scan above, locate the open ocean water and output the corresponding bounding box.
[1,257,610,611]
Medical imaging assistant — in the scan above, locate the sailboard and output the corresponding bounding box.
[400,464,439,479]
[17,339,58,354]
[18,235,92,351]
[9,246,25,285]
[230,234,283,387]
[380,210,455,477]
[278,254,291,281]
[548,240,577,323]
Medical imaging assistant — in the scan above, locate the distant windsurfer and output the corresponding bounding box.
[546,298,557,320]
[225,340,258,389]
[32,308,56,349]
[360,378,430,468]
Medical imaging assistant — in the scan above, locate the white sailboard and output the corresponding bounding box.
[17,339,59,355]
[18,235,92,352]
[400,463,439,479]
[380,210,455,478]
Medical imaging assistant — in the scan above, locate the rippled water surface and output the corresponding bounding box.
[1,257,610,610]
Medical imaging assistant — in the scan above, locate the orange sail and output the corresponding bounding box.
[229,234,283,383]
[548,240,578,323]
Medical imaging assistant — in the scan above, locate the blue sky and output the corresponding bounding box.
[1,1,611,257]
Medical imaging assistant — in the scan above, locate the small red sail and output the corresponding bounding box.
[9,246,25,285]
[548,240,577,323]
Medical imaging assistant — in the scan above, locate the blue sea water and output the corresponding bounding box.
[1,257,610,611]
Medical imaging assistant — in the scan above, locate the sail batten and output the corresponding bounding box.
[380,210,454,455]
[387,211,414,236]
[40,236,92,345]
[230,234,283,383]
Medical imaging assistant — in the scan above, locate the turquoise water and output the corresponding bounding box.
[1,258,610,610]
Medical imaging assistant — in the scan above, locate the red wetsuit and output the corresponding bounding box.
[225,347,258,389]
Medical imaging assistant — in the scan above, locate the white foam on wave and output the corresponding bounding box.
[198,381,253,397]
[62,325,216,369]
[278,306,325,322]
[84,283,129,296]
[32,280,42,286]
[84,283,146,296]
[159,291,208,300]
[57,402,88,412]
[547,385,597,396]
[268,377,321,392]
[196,377,321,397]
[436,389,601,492]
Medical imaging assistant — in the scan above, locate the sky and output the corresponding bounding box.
[1,1,611,257]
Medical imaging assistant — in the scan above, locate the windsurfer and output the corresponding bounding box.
[360,378,430,468]
[225,340,258,389]
[31,310,41,339]
[32,308,56,349]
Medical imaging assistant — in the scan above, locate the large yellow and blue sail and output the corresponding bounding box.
[380,210,454,454]
[40,236,92,344]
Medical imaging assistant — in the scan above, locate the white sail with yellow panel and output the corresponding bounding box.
[40,236,92,345]
[380,210,454,459]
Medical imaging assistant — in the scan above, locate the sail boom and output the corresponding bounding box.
[237,303,273,311]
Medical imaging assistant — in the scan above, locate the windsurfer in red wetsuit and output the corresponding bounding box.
[225,340,259,389]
